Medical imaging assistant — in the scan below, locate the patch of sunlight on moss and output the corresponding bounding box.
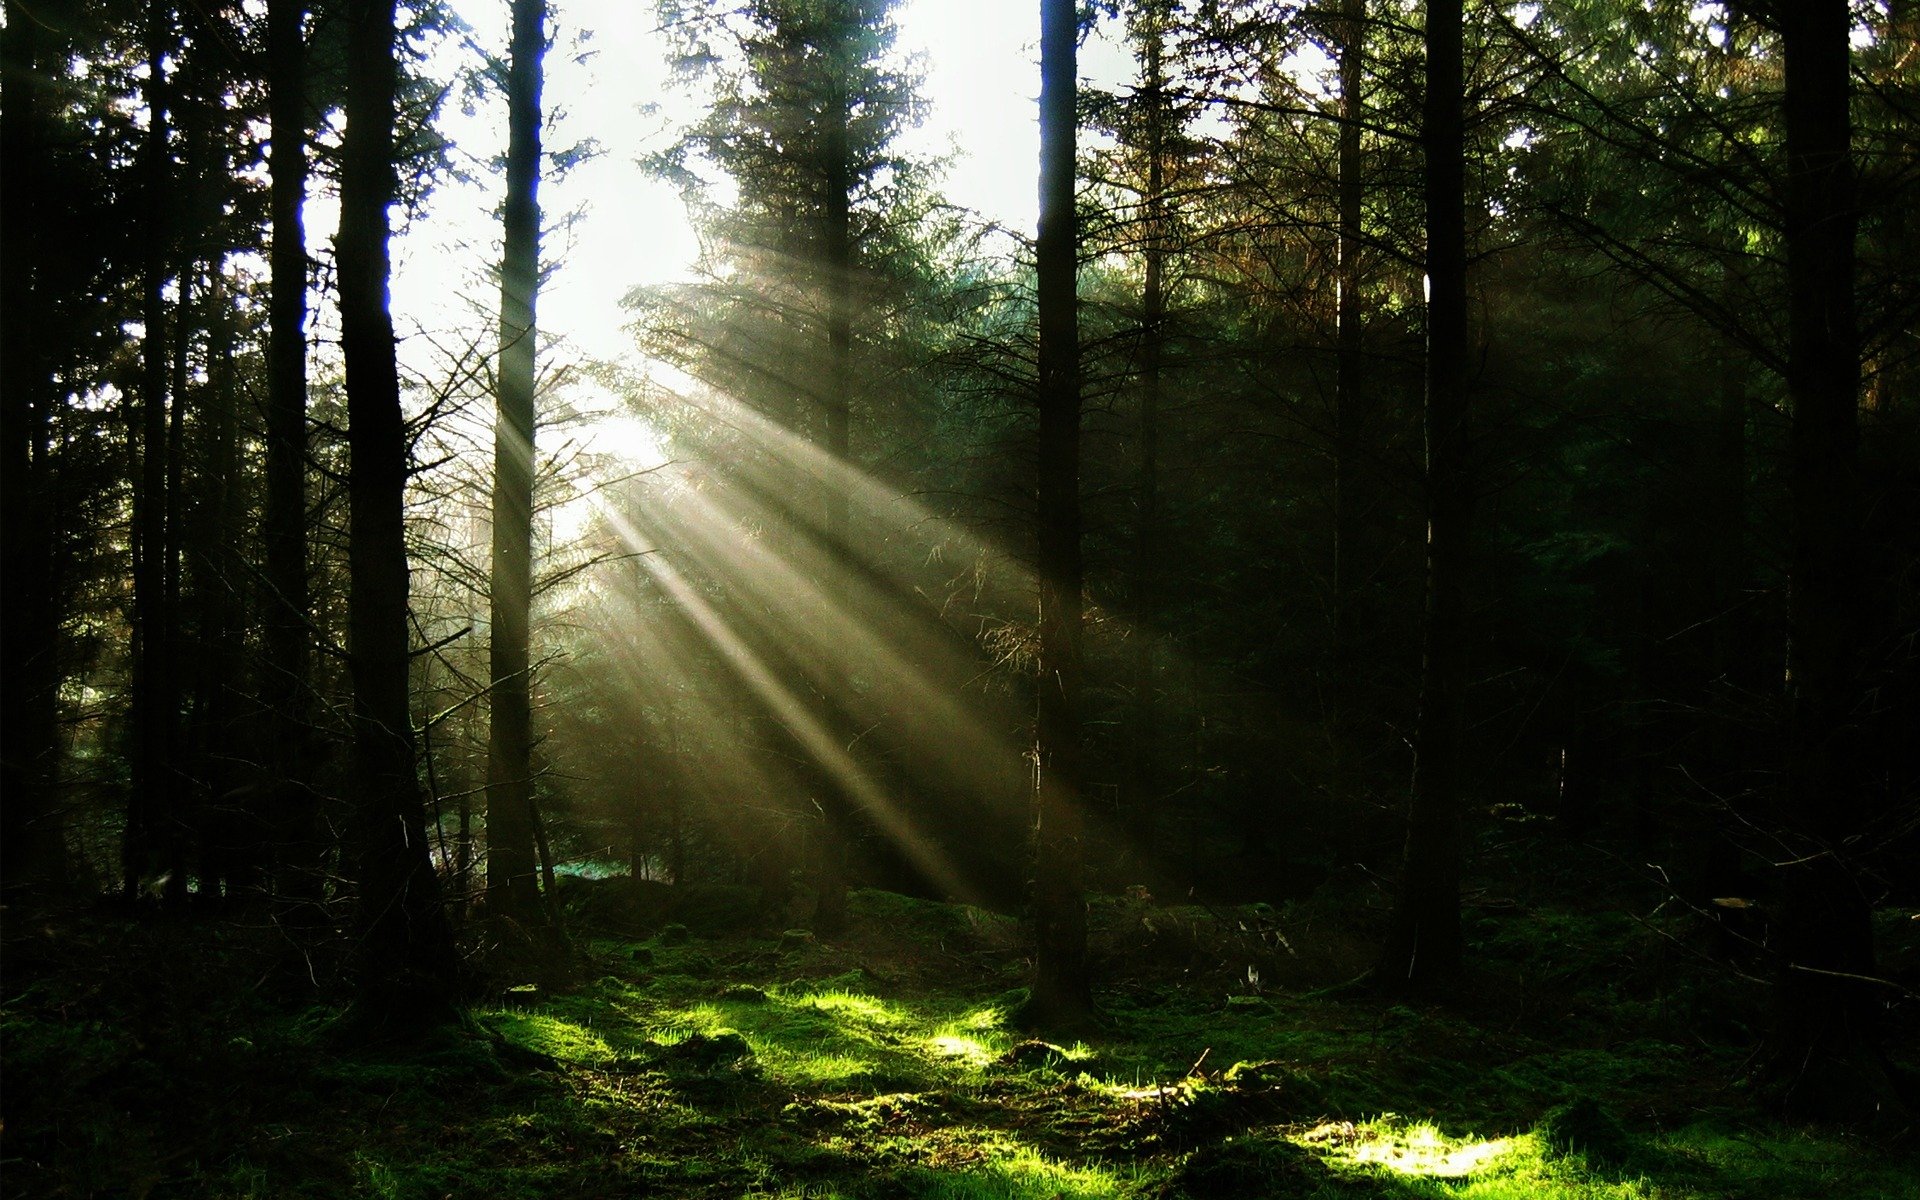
[488,1010,615,1065]
[650,1003,727,1039]
[957,1004,1006,1032]
[1310,1118,1515,1179]
[754,1043,880,1087]
[1296,1122,1675,1200]
[792,989,909,1029]
[908,1143,1144,1200]
[927,1032,995,1066]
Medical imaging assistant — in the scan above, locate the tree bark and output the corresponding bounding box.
[1030,0,1092,1031]
[0,6,72,899]
[1770,0,1894,1124]
[812,31,857,935]
[1123,0,1169,878]
[127,0,183,903]
[338,0,458,1030]
[165,102,199,903]
[1330,0,1367,795]
[487,0,549,932]
[1379,0,1469,987]
[265,0,325,926]
[196,266,252,900]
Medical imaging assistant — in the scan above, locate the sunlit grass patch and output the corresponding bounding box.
[926,1029,997,1067]
[485,1010,616,1066]
[797,988,911,1029]
[922,1004,1016,1071]
[955,1003,1009,1032]
[902,1141,1149,1200]
[1281,1120,1681,1200]
[590,981,1013,1091]
[1330,1120,1516,1177]
[649,1001,728,1038]
[756,1044,888,1087]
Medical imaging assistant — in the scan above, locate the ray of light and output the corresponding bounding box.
[599,504,975,901]
[627,480,1022,796]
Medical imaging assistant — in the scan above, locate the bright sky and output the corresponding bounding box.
[391,0,1136,391]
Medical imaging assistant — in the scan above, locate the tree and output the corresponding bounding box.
[1330,0,1370,791]
[1098,0,1198,873]
[1378,0,1470,986]
[337,0,458,1028]
[264,0,326,923]
[1028,0,1093,1029]
[1768,0,1893,1123]
[486,0,554,935]
[646,0,928,926]
[0,0,77,899]
[1495,2,1916,1112]
[125,0,185,904]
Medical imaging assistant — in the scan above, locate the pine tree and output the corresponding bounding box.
[1379,0,1470,987]
[1029,0,1093,1030]
[486,0,556,938]
[337,0,458,1030]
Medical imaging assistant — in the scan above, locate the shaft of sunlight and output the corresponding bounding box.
[600,506,973,901]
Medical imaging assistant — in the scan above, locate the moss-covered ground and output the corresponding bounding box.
[5,864,1916,1199]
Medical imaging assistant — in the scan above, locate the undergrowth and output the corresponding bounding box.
[3,880,1914,1199]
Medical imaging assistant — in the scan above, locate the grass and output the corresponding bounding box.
[3,881,1914,1199]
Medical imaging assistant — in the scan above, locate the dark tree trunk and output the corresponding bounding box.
[812,44,856,936]
[165,182,196,905]
[265,0,325,926]
[1688,316,1750,902]
[1029,0,1092,1031]
[1379,0,1469,987]
[338,0,457,1030]
[127,0,183,903]
[487,0,549,932]
[0,6,72,899]
[196,267,253,901]
[1770,0,1896,1124]
[1124,1,1169,877]
[1330,0,1367,793]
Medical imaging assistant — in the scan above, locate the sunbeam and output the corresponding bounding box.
[605,503,975,901]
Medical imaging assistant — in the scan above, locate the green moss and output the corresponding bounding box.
[1537,1098,1633,1166]
[13,892,1920,1200]
[899,1141,1151,1200]
[1164,1135,1330,1199]
[485,1009,618,1065]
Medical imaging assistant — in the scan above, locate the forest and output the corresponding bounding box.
[2,0,1918,1196]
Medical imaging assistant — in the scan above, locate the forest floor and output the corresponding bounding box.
[5,840,1919,1199]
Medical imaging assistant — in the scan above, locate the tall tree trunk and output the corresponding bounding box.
[265,0,324,926]
[1379,0,1469,987]
[1689,321,1748,902]
[338,0,457,1030]
[196,266,250,900]
[1030,0,1092,1030]
[1330,0,1367,795]
[487,0,549,932]
[127,0,182,903]
[1770,0,1894,1124]
[166,253,195,905]
[0,6,71,899]
[1124,0,1169,877]
[812,49,856,935]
